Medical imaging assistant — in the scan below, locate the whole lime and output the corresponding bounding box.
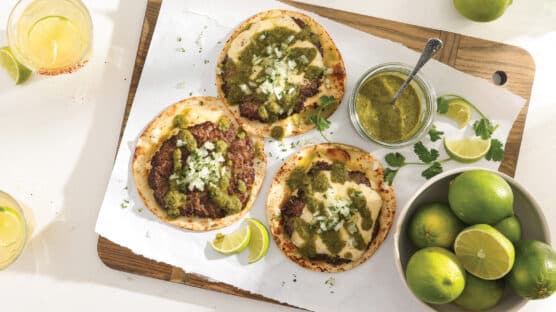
[507,240,556,299]
[448,170,513,225]
[406,247,466,304]
[408,203,464,248]
[454,275,504,311]
[495,215,522,243]
[453,0,512,22]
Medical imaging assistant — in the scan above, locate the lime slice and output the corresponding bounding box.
[246,218,269,264]
[443,98,471,128]
[454,224,515,280]
[0,47,32,84]
[210,225,251,255]
[0,206,24,247]
[444,137,491,163]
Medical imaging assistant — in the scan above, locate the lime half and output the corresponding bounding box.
[443,98,472,128]
[247,218,269,264]
[444,137,491,163]
[454,224,515,280]
[210,225,251,255]
[0,47,32,84]
[0,206,24,247]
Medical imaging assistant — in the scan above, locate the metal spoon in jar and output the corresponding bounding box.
[390,38,443,104]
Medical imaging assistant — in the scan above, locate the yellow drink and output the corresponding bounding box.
[0,191,27,269]
[7,0,93,75]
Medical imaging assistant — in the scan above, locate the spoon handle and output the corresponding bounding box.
[391,38,443,104]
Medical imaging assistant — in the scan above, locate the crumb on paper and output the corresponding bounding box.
[325,277,336,287]
[204,59,210,64]
[120,199,130,209]
[175,81,187,89]
[177,47,186,53]
[177,36,182,42]
[137,207,144,213]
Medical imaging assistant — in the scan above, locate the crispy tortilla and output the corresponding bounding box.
[133,97,266,231]
[266,143,396,272]
[216,9,346,138]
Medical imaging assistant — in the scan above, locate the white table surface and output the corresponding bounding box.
[0,0,554,311]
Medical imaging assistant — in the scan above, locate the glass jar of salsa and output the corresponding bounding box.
[349,63,436,148]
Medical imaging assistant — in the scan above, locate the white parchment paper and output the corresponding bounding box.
[96,0,526,310]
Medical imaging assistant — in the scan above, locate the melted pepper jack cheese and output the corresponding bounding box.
[287,159,382,261]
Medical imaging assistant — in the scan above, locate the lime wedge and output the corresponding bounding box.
[454,224,515,280]
[246,218,269,264]
[0,206,24,247]
[210,225,250,255]
[443,98,471,128]
[444,137,491,163]
[0,47,32,84]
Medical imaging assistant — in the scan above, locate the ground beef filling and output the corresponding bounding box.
[148,121,255,218]
[280,161,373,265]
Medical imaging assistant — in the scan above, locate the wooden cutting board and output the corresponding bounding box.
[98,0,535,307]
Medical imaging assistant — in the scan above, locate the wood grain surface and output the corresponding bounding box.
[100,0,535,307]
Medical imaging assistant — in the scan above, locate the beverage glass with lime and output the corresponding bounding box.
[7,0,93,75]
[0,191,27,269]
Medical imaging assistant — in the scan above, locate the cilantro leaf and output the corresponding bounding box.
[428,125,444,142]
[385,152,406,167]
[486,139,504,162]
[309,97,335,142]
[473,118,499,140]
[319,95,337,109]
[437,96,449,114]
[384,168,398,185]
[422,162,443,179]
[309,114,331,131]
[414,142,439,163]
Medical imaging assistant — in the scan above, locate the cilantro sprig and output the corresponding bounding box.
[309,95,336,142]
[428,125,444,142]
[383,93,507,185]
[473,118,499,140]
[486,138,504,161]
[383,141,449,185]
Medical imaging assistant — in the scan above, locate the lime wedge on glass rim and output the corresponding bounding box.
[443,98,472,129]
[0,206,24,247]
[246,218,269,264]
[210,224,251,255]
[454,224,515,280]
[444,137,491,163]
[0,47,32,84]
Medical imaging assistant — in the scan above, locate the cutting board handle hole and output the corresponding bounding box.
[492,71,508,86]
